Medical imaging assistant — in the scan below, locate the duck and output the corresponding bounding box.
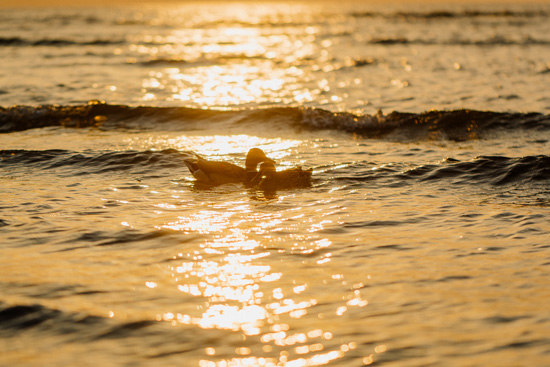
[183,148,274,186]
[243,148,276,187]
[251,161,312,191]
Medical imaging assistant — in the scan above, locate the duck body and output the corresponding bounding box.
[252,161,312,191]
[183,148,274,186]
[183,155,246,185]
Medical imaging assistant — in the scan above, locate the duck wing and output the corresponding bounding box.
[197,159,246,184]
[183,154,246,185]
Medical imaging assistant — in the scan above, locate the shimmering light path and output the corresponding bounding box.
[2,2,550,112]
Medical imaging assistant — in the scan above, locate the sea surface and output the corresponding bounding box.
[1,1,550,367]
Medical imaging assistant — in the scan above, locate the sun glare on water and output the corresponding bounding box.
[133,3,323,108]
[124,3,373,366]
[124,134,302,164]
[154,216,366,367]
[142,134,371,366]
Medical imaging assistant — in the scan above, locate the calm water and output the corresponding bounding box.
[1,1,550,367]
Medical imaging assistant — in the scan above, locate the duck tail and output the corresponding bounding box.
[183,153,201,174]
[183,159,199,174]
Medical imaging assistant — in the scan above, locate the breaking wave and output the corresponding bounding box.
[1,102,549,141]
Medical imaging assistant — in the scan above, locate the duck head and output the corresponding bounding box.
[245,148,275,172]
[250,160,277,185]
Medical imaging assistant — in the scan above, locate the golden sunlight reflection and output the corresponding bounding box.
[125,134,300,161]
[136,22,318,108]
[163,210,233,234]
[168,63,305,106]
[150,201,373,366]
[141,157,375,366]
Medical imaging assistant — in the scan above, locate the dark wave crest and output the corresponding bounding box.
[0,36,125,47]
[2,148,548,191]
[333,155,550,190]
[0,302,180,342]
[1,103,550,141]
[299,108,550,141]
[368,36,550,46]
[0,301,233,359]
[401,155,550,185]
[0,303,104,335]
[351,9,550,19]
[0,149,185,176]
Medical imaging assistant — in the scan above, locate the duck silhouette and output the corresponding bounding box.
[183,148,274,186]
[251,161,312,191]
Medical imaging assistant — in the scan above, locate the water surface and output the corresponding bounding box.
[1,2,550,367]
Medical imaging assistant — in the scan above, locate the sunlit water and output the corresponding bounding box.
[2,1,550,112]
[1,1,550,367]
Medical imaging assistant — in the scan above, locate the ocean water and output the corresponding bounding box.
[1,1,550,367]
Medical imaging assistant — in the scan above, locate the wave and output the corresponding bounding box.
[401,155,550,186]
[2,148,548,191]
[0,36,125,47]
[299,108,550,140]
[368,36,550,46]
[2,102,550,140]
[0,303,102,333]
[0,302,158,340]
[4,34,547,50]
[351,9,550,19]
[0,149,185,176]
[0,300,235,361]
[136,54,274,67]
[333,155,550,189]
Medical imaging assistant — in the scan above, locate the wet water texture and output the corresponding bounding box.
[2,122,550,367]
[1,1,550,367]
